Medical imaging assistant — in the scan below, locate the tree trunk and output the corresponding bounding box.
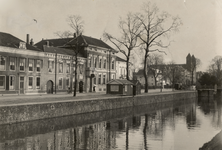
[126,56,130,80]
[73,56,78,97]
[144,56,148,93]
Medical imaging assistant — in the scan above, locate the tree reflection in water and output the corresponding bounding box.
[1,97,222,150]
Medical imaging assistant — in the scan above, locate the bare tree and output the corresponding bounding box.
[55,15,85,97]
[135,2,182,93]
[103,12,142,80]
[147,53,164,88]
[67,15,84,36]
[208,56,222,86]
[162,61,186,90]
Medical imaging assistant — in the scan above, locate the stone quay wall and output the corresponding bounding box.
[0,91,197,125]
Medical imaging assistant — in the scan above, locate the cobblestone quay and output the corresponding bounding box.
[0,91,197,125]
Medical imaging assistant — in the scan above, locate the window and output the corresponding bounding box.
[59,77,63,89]
[59,62,63,73]
[0,56,6,70]
[103,59,106,69]
[66,63,70,73]
[112,74,115,79]
[10,57,16,70]
[0,76,5,90]
[9,76,15,90]
[19,58,25,71]
[28,77,33,89]
[94,75,97,84]
[125,85,127,92]
[48,60,54,72]
[29,59,34,71]
[98,74,101,84]
[103,74,106,84]
[36,60,41,72]
[36,77,40,89]
[111,60,114,69]
[94,56,97,68]
[111,85,119,91]
[99,59,102,68]
[66,78,69,87]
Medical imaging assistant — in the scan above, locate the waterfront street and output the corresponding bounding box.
[0,89,192,106]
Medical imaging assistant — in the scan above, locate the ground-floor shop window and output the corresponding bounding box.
[0,76,5,90]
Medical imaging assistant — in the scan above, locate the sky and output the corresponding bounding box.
[1,0,222,71]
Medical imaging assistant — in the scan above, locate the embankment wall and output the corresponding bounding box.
[0,91,197,125]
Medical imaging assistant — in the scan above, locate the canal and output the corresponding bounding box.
[0,96,221,150]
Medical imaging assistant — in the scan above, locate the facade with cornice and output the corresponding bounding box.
[0,32,86,95]
[35,34,117,93]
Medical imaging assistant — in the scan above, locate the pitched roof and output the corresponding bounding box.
[116,56,126,62]
[0,32,42,51]
[42,46,83,57]
[35,35,116,52]
[107,79,133,85]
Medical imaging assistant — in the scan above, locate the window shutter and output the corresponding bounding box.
[6,76,9,90]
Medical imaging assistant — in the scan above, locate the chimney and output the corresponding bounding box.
[73,33,76,38]
[30,39,34,46]
[26,34,29,44]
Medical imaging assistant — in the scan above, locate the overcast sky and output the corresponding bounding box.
[1,0,222,71]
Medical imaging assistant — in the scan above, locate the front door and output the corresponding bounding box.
[47,80,53,94]
[20,76,24,94]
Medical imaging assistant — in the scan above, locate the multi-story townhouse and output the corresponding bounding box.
[0,32,86,95]
[35,34,117,93]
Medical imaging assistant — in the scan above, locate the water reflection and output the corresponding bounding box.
[0,97,222,150]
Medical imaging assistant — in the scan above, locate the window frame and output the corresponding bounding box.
[98,74,101,84]
[0,75,6,90]
[10,57,16,71]
[28,76,33,89]
[0,56,6,71]
[59,62,63,73]
[19,58,25,72]
[28,59,34,72]
[36,60,41,72]
[36,77,40,89]
[58,77,63,89]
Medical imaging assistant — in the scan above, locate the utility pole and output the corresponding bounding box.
[55,52,57,94]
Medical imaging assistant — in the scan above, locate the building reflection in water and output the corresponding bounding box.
[1,97,222,150]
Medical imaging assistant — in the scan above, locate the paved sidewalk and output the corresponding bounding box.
[0,89,194,106]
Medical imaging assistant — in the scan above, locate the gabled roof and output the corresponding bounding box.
[0,32,42,51]
[107,79,133,85]
[35,35,116,52]
[116,56,126,62]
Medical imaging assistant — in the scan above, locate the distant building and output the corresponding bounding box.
[115,56,133,80]
[133,53,197,88]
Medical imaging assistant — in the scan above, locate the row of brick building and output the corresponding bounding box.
[0,32,130,95]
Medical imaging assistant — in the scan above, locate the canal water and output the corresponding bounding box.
[0,96,221,150]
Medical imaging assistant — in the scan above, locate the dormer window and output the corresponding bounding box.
[19,42,26,49]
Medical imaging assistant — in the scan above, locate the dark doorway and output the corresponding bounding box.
[79,81,84,93]
[47,80,53,94]
[19,76,25,94]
